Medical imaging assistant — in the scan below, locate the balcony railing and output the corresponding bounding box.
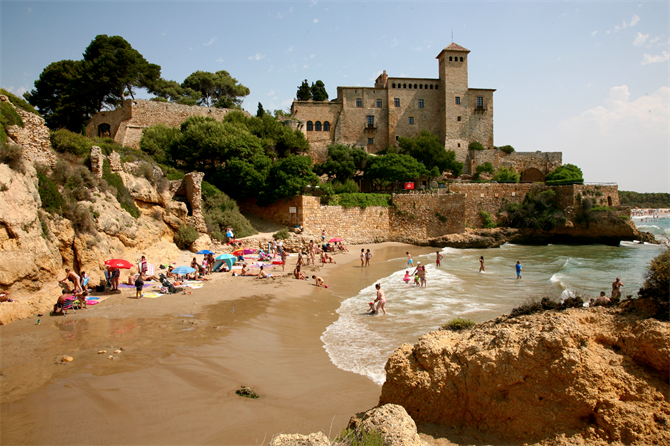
[365,123,377,130]
[474,105,487,112]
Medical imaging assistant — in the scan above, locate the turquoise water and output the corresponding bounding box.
[321,220,667,385]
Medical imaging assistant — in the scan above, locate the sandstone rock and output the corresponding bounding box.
[348,404,425,446]
[269,432,330,446]
[118,171,164,206]
[190,234,213,253]
[90,146,104,179]
[427,227,522,249]
[1,95,57,168]
[379,307,670,445]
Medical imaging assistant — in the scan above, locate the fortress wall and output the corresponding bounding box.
[448,183,539,227]
[468,150,563,178]
[291,101,341,162]
[389,193,465,242]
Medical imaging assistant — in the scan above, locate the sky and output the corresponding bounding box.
[1,1,668,193]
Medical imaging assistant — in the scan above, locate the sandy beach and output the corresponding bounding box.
[0,242,436,445]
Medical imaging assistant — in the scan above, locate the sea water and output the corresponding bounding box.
[321,219,668,385]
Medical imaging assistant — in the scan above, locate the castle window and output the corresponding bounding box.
[430,85,433,89]
[368,137,374,145]
[396,136,399,141]
[356,98,362,107]
[409,117,415,125]
[419,84,423,89]
[394,98,400,107]
[435,85,438,90]
[477,96,484,108]
[457,143,461,147]
[424,84,428,89]
[414,84,417,89]
[307,121,313,131]
[460,57,464,62]
[392,83,396,88]
[408,84,411,89]
[376,99,382,108]
[403,83,406,88]
[367,115,375,127]
[455,96,461,105]
[315,121,322,131]
[449,56,453,61]
[418,99,424,108]
[457,116,461,122]
[323,121,330,131]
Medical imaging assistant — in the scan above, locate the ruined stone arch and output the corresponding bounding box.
[522,168,545,183]
[97,123,111,138]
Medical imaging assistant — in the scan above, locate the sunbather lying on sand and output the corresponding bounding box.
[256,266,275,279]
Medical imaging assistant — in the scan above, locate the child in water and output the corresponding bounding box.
[414,273,420,286]
[403,270,411,284]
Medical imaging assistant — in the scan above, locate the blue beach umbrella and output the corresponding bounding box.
[196,249,214,255]
[216,254,236,270]
[172,266,196,275]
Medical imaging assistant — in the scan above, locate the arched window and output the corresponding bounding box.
[403,83,406,88]
[435,85,439,90]
[323,121,330,131]
[460,57,464,62]
[97,123,111,138]
[419,84,423,89]
[315,121,322,131]
[449,56,453,61]
[307,121,313,131]
[430,85,433,89]
[425,84,428,89]
[392,83,396,88]
[414,84,417,89]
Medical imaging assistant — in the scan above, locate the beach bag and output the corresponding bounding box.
[96,284,105,292]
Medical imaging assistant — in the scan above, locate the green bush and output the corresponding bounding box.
[497,145,515,154]
[443,317,475,331]
[273,228,290,240]
[435,212,447,223]
[0,101,24,144]
[468,141,485,151]
[546,164,584,185]
[201,181,256,239]
[334,428,385,446]
[50,129,92,157]
[64,203,96,234]
[504,188,565,231]
[619,191,669,209]
[0,143,26,174]
[324,193,392,208]
[333,179,359,194]
[479,211,497,229]
[139,124,180,165]
[102,160,140,218]
[173,225,199,249]
[475,162,494,175]
[492,166,520,183]
[0,88,40,116]
[509,295,583,318]
[638,247,669,319]
[37,171,66,214]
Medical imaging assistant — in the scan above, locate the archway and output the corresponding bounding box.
[97,123,111,138]
[522,168,545,182]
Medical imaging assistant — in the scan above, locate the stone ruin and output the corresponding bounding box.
[1,95,57,168]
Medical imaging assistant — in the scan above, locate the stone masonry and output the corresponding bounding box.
[90,146,104,178]
[468,150,562,182]
[183,172,207,232]
[85,99,251,149]
[1,95,57,168]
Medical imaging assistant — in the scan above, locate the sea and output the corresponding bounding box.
[321,216,670,385]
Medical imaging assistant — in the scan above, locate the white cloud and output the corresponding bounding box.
[641,51,669,65]
[629,14,640,26]
[650,36,660,44]
[204,38,215,46]
[276,7,294,19]
[586,82,593,88]
[313,19,318,23]
[633,32,649,47]
[287,46,294,52]
[310,54,315,58]
[554,86,668,191]
[268,90,275,96]
[303,64,308,69]
[216,57,224,63]
[249,53,266,61]
[591,31,597,37]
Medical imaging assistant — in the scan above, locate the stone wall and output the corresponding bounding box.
[85,99,250,149]
[468,150,562,179]
[1,95,57,168]
[449,183,537,227]
[389,193,465,243]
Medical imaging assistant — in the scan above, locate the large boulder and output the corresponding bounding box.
[269,432,330,446]
[347,404,425,446]
[380,306,670,445]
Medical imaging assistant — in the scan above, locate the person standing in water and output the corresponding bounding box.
[479,256,486,273]
[516,261,522,279]
[435,251,443,267]
[611,277,624,299]
[406,252,413,267]
[360,249,365,267]
[365,249,372,267]
[374,283,386,315]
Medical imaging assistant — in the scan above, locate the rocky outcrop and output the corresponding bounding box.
[269,432,330,446]
[1,95,57,168]
[380,305,670,445]
[425,227,523,248]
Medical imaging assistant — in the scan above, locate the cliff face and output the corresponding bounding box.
[380,305,670,445]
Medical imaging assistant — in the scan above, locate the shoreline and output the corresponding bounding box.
[0,241,434,444]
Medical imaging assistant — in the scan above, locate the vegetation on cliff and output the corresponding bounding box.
[619,191,670,209]
[545,163,584,185]
[638,247,669,319]
[502,187,565,230]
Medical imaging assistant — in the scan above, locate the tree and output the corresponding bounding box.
[398,130,463,176]
[256,102,265,118]
[546,164,584,185]
[181,70,250,108]
[234,113,310,158]
[313,144,370,182]
[259,156,319,205]
[364,153,427,189]
[296,80,311,101]
[139,124,181,165]
[149,78,199,105]
[492,166,520,183]
[310,80,328,101]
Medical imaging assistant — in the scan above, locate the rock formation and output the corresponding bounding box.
[380,304,670,445]
[1,95,57,167]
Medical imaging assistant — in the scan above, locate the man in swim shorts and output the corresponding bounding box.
[406,252,413,266]
[516,261,522,279]
[374,283,386,315]
[436,251,443,267]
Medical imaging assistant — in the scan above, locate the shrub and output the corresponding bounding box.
[435,212,447,223]
[333,179,359,194]
[64,203,96,234]
[0,143,26,174]
[468,141,485,151]
[492,166,520,183]
[546,164,584,186]
[509,295,583,318]
[273,228,290,240]
[334,428,385,446]
[50,129,92,157]
[174,225,199,249]
[324,193,392,208]
[201,180,256,239]
[638,247,669,319]
[139,124,180,165]
[0,101,24,145]
[497,145,515,154]
[0,88,40,116]
[443,317,475,331]
[504,188,565,231]
[37,172,65,214]
[102,160,140,218]
[475,162,494,175]
[479,211,497,229]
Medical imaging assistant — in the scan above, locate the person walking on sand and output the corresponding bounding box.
[436,251,443,267]
[374,283,386,315]
[360,249,365,267]
[611,277,624,299]
[479,256,486,273]
[281,249,288,272]
[515,261,522,279]
[365,249,372,267]
[406,252,413,267]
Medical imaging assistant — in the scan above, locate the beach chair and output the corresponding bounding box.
[61,297,77,316]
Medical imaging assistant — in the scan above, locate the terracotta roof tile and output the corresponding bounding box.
[445,42,470,52]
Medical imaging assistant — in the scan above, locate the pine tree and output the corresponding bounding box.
[296,80,312,101]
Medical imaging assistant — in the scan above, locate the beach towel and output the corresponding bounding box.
[118,283,152,289]
[142,292,164,298]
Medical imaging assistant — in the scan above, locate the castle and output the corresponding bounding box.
[291,43,495,162]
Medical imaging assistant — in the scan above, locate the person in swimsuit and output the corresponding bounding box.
[360,249,365,267]
[257,266,274,279]
[374,283,386,315]
[59,268,82,294]
[312,275,324,287]
[479,256,486,273]
[406,252,413,267]
[365,249,372,267]
[436,251,443,267]
[611,277,623,299]
[516,261,522,279]
[403,271,411,284]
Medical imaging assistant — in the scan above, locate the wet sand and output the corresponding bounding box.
[0,242,433,445]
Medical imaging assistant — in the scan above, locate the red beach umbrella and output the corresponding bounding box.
[328,237,343,243]
[104,259,133,269]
